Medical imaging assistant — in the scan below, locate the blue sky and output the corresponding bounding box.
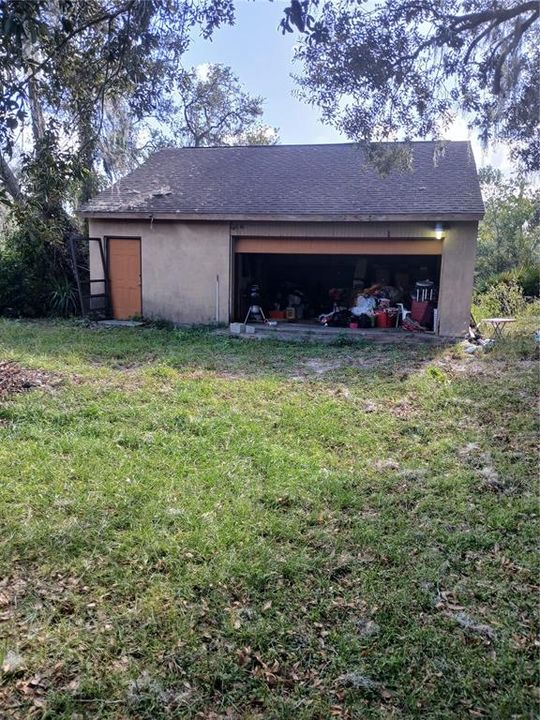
[183,1,508,169]
[183,1,345,145]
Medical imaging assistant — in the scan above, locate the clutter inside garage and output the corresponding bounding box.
[235,254,440,332]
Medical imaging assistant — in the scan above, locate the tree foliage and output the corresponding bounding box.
[0,2,282,316]
[282,0,540,170]
[476,167,539,287]
[0,129,85,315]
[0,0,235,155]
[0,1,241,315]
[0,0,235,200]
[150,64,278,149]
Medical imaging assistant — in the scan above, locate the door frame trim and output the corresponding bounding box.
[105,235,143,318]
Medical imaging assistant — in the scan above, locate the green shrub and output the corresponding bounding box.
[473,280,527,320]
[517,265,540,297]
[0,248,45,317]
[0,235,80,318]
[48,276,79,317]
[477,265,540,297]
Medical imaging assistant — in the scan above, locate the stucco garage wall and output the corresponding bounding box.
[437,221,478,336]
[88,219,230,324]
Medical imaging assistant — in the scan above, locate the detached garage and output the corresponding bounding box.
[79,142,484,336]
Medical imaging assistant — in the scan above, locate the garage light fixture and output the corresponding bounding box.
[435,222,444,240]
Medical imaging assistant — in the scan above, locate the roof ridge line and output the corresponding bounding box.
[154,140,471,151]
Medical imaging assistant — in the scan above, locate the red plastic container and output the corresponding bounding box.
[375,310,394,328]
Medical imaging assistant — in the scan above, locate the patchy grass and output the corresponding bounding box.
[0,319,538,719]
[481,302,540,362]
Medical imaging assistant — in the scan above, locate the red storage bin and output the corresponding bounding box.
[375,310,394,328]
[411,301,433,326]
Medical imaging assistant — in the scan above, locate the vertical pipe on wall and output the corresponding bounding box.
[215,274,220,323]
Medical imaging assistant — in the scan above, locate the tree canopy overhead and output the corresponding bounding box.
[0,0,235,156]
[281,0,540,170]
[2,0,538,181]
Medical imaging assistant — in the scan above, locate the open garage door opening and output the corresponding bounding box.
[234,252,442,333]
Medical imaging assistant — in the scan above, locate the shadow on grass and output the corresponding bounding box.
[0,319,446,378]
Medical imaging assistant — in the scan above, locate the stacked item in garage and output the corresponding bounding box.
[410,280,437,328]
[248,275,438,332]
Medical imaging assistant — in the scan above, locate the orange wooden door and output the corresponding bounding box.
[108,238,142,319]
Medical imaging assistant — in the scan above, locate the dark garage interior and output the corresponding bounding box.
[234,252,441,331]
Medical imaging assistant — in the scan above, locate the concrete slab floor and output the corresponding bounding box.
[229,322,447,344]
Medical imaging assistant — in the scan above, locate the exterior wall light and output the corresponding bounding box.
[435,222,444,240]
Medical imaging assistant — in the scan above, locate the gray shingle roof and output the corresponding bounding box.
[80,142,484,219]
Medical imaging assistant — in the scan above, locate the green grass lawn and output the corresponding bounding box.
[0,320,538,719]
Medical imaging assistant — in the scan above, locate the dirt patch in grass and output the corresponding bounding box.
[0,361,60,399]
[433,349,539,379]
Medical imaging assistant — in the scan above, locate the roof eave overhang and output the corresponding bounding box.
[78,210,484,222]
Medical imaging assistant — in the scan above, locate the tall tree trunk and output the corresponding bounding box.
[23,38,46,144]
[0,153,22,201]
[78,111,99,204]
[0,41,45,202]
[28,77,46,142]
